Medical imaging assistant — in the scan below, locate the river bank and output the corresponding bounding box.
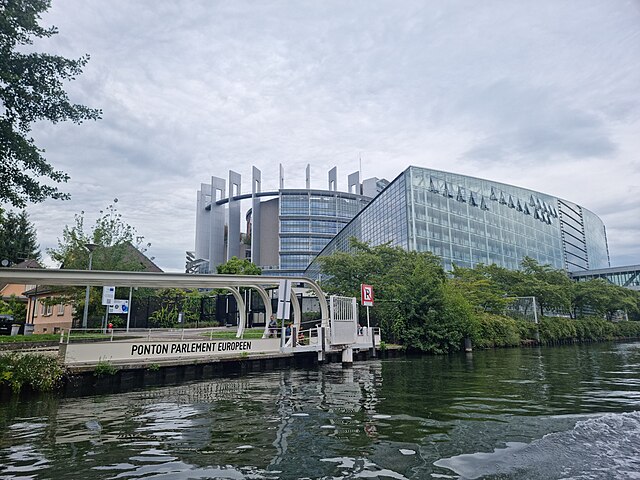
[0,343,401,398]
[1,316,639,397]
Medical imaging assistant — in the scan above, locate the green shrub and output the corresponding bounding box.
[0,353,66,392]
[472,314,521,348]
[94,360,118,376]
[613,320,640,338]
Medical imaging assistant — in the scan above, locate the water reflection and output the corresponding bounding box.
[0,342,639,479]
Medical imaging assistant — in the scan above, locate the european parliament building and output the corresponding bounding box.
[306,166,610,278]
[191,165,388,276]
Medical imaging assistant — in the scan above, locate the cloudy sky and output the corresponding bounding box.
[22,0,640,271]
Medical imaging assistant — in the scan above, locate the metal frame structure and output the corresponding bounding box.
[0,269,329,338]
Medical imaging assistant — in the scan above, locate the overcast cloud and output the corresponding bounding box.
[17,0,640,271]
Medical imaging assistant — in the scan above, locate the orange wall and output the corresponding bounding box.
[26,296,74,334]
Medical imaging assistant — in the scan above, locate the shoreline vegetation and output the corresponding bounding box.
[1,317,639,395]
[317,239,640,354]
[2,239,639,395]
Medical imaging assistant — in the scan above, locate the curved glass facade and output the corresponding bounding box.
[306,166,610,277]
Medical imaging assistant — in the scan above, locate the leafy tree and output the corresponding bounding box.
[46,203,152,324]
[584,281,639,321]
[318,238,474,352]
[0,294,27,322]
[318,239,405,298]
[470,257,572,315]
[48,203,150,271]
[520,257,573,316]
[0,208,40,263]
[450,264,510,314]
[1,0,101,208]
[216,256,261,275]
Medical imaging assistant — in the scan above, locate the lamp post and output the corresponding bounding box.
[81,243,99,330]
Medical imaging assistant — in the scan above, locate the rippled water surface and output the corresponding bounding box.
[2,342,640,479]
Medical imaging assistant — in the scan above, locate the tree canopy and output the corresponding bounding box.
[0,208,40,264]
[216,256,262,275]
[318,239,476,352]
[47,203,150,271]
[318,241,640,352]
[46,204,153,324]
[1,0,101,207]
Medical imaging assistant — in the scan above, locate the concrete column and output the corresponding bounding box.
[209,176,226,272]
[305,164,310,189]
[279,164,285,190]
[227,170,242,260]
[195,184,211,261]
[251,166,261,266]
[341,346,353,366]
[348,171,360,194]
[328,166,337,191]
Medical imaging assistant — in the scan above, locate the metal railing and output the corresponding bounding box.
[61,326,267,344]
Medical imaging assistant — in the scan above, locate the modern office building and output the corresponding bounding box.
[306,166,610,278]
[190,165,388,276]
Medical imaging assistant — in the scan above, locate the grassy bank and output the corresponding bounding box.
[0,333,112,344]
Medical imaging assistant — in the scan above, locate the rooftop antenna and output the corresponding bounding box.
[359,153,363,194]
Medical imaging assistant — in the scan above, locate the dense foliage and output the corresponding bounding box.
[146,288,215,328]
[0,294,27,322]
[0,353,65,392]
[216,256,262,275]
[319,239,640,353]
[1,0,101,207]
[0,208,40,264]
[46,203,152,323]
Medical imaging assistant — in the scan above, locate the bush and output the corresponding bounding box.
[535,317,640,343]
[613,320,640,338]
[472,314,521,348]
[0,353,66,392]
[94,360,118,376]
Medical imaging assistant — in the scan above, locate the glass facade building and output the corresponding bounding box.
[193,165,387,276]
[306,166,610,278]
[278,190,370,274]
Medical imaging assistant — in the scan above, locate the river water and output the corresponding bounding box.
[1,342,640,479]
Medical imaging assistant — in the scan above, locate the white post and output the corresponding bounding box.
[342,347,353,366]
[82,250,93,330]
[126,287,133,332]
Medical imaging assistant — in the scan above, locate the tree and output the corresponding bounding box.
[318,238,475,352]
[216,257,261,275]
[450,264,510,314]
[46,203,152,324]
[1,0,101,208]
[0,208,40,263]
[48,203,150,271]
[520,257,573,316]
[0,294,27,322]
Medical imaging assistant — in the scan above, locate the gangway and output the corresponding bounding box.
[0,269,381,367]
